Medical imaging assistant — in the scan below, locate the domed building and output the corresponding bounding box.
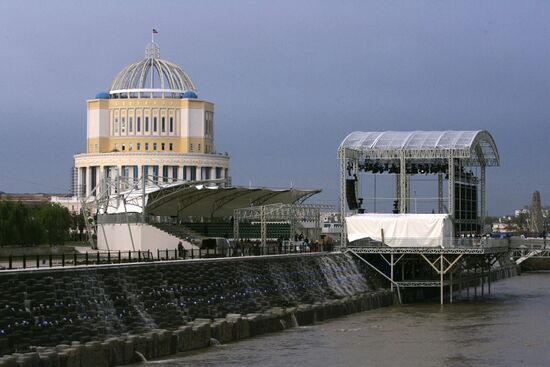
[73,41,230,198]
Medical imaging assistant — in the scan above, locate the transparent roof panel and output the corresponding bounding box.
[339,130,499,166]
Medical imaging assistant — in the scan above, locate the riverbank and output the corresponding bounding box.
[0,252,390,364]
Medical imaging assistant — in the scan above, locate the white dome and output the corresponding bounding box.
[109,42,196,99]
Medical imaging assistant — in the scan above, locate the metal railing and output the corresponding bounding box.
[0,242,332,271]
[348,237,510,248]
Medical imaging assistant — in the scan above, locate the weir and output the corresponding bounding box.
[0,253,391,362]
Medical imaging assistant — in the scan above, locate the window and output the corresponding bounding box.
[114,143,118,151]
[169,117,173,132]
[161,117,165,133]
[205,111,214,136]
[121,117,126,133]
[152,166,159,183]
[145,143,149,151]
[137,143,141,151]
[153,143,157,150]
[145,117,149,132]
[161,143,165,151]
[169,143,173,151]
[137,117,141,132]
[154,117,157,132]
[198,143,201,152]
[129,117,133,132]
[129,144,133,151]
[189,143,193,152]
[114,118,119,132]
[122,144,126,151]
[172,166,178,180]
[162,166,169,183]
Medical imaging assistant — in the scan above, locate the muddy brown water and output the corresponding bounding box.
[143,272,550,367]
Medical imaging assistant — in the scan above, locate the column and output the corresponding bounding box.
[159,165,164,183]
[178,166,184,182]
[85,167,91,198]
[167,165,173,182]
[399,153,407,213]
[77,167,83,199]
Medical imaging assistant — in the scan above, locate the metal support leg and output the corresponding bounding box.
[438,173,443,214]
[481,266,485,297]
[488,266,491,294]
[440,255,444,305]
[390,253,394,292]
[450,271,453,304]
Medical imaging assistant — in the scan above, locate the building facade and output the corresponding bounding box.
[74,41,230,198]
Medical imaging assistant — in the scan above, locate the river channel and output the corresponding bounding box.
[144,272,550,367]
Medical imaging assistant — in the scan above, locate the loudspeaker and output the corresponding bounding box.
[346,179,359,210]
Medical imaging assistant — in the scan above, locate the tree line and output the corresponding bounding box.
[0,201,85,246]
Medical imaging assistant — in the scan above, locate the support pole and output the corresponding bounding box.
[448,155,455,237]
[488,264,491,294]
[141,165,146,224]
[338,148,347,247]
[438,173,444,214]
[481,265,485,297]
[346,250,402,304]
[260,206,267,247]
[400,153,407,213]
[480,165,486,233]
[450,271,453,304]
[390,253,394,292]
[440,255,444,305]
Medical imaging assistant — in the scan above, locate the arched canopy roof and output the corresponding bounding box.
[339,130,499,166]
[101,181,321,218]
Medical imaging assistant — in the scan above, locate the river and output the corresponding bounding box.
[144,272,550,367]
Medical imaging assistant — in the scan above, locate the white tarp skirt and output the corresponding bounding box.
[346,213,452,247]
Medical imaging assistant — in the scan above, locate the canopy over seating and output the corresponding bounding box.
[101,181,321,218]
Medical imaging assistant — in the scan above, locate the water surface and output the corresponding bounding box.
[145,273,550,366]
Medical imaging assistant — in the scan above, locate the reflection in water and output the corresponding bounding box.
[144,273,550,367]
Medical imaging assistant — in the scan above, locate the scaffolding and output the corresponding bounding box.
[346,239,510,304]
[338,131,500,242]
[233,203,328,246]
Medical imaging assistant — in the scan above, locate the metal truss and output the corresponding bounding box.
[347,246,509,255]
[233,203,324,245]
[346,244,510,305]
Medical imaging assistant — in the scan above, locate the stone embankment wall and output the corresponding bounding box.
[0,253,394,366]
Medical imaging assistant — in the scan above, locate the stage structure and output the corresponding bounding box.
[81,169,320,251]
[337,130,507,305]
[233,203,329,246]
[338,130,500,241]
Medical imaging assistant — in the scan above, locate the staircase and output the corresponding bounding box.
[151,223,203,246]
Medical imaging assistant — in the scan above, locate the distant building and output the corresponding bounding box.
[492,222,518,233]
[74,40,230,198]
[0,193,52,207]
[50,195,81,214]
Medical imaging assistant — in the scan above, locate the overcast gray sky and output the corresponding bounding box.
[0,1,548,216]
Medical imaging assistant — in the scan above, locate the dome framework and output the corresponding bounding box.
[109,42,197,99]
